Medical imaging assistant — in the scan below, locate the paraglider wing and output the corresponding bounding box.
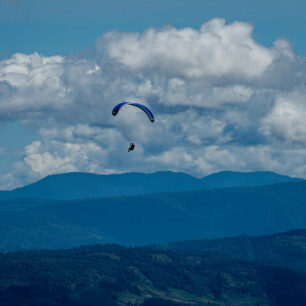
[112,102,154,122]
[112,102,130,116]
[129,103,154,122]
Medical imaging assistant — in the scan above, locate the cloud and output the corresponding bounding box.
[0,18,305,188]
[101,19,273,80]
[261,89,306,143]
[0,53,67,121]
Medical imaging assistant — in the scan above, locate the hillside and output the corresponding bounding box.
[1,244,306,305]
[200,171,302,188]
[1,181,306,250]
[0,170,301,200]
[0,171,200,200]
[164,229,306,272]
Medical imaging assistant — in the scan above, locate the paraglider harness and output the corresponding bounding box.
[128,142,135,152]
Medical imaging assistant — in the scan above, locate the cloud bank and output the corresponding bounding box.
[0,18,306,189]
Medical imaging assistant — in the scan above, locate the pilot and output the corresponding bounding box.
[128,142,135,152]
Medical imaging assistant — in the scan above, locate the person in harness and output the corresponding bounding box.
[128,142,135,152]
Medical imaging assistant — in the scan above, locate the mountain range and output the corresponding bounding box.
[0,171,305,250]
[0,170,301,200]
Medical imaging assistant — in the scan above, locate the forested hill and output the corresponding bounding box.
[1,181,306,250]
[0,170,301,200]
[163,229,306,272]
[1,243,306,305]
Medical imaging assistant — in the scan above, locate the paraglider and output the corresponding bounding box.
[112,102,154,122]
[112,102,154,151]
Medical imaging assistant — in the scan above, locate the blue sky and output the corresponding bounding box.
[0,0,306,189]
[1,0,306,57]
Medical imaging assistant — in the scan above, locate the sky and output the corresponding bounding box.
[0,0,306,189]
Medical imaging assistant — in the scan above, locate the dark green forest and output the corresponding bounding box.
[1,230,306,305]
[164,229,306,272]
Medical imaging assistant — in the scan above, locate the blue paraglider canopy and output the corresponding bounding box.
[112,102,154,122]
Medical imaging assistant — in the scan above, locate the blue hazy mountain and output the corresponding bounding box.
[200,170,302,188]
[1,180,306,250]
[0,170,302,200]
[0,171,199,200]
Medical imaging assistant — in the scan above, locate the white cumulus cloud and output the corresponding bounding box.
[0,18,305,189]
[102,18,273,80]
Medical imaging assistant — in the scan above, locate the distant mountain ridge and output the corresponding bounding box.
[0,170,302,200]
[1,180,306,250]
